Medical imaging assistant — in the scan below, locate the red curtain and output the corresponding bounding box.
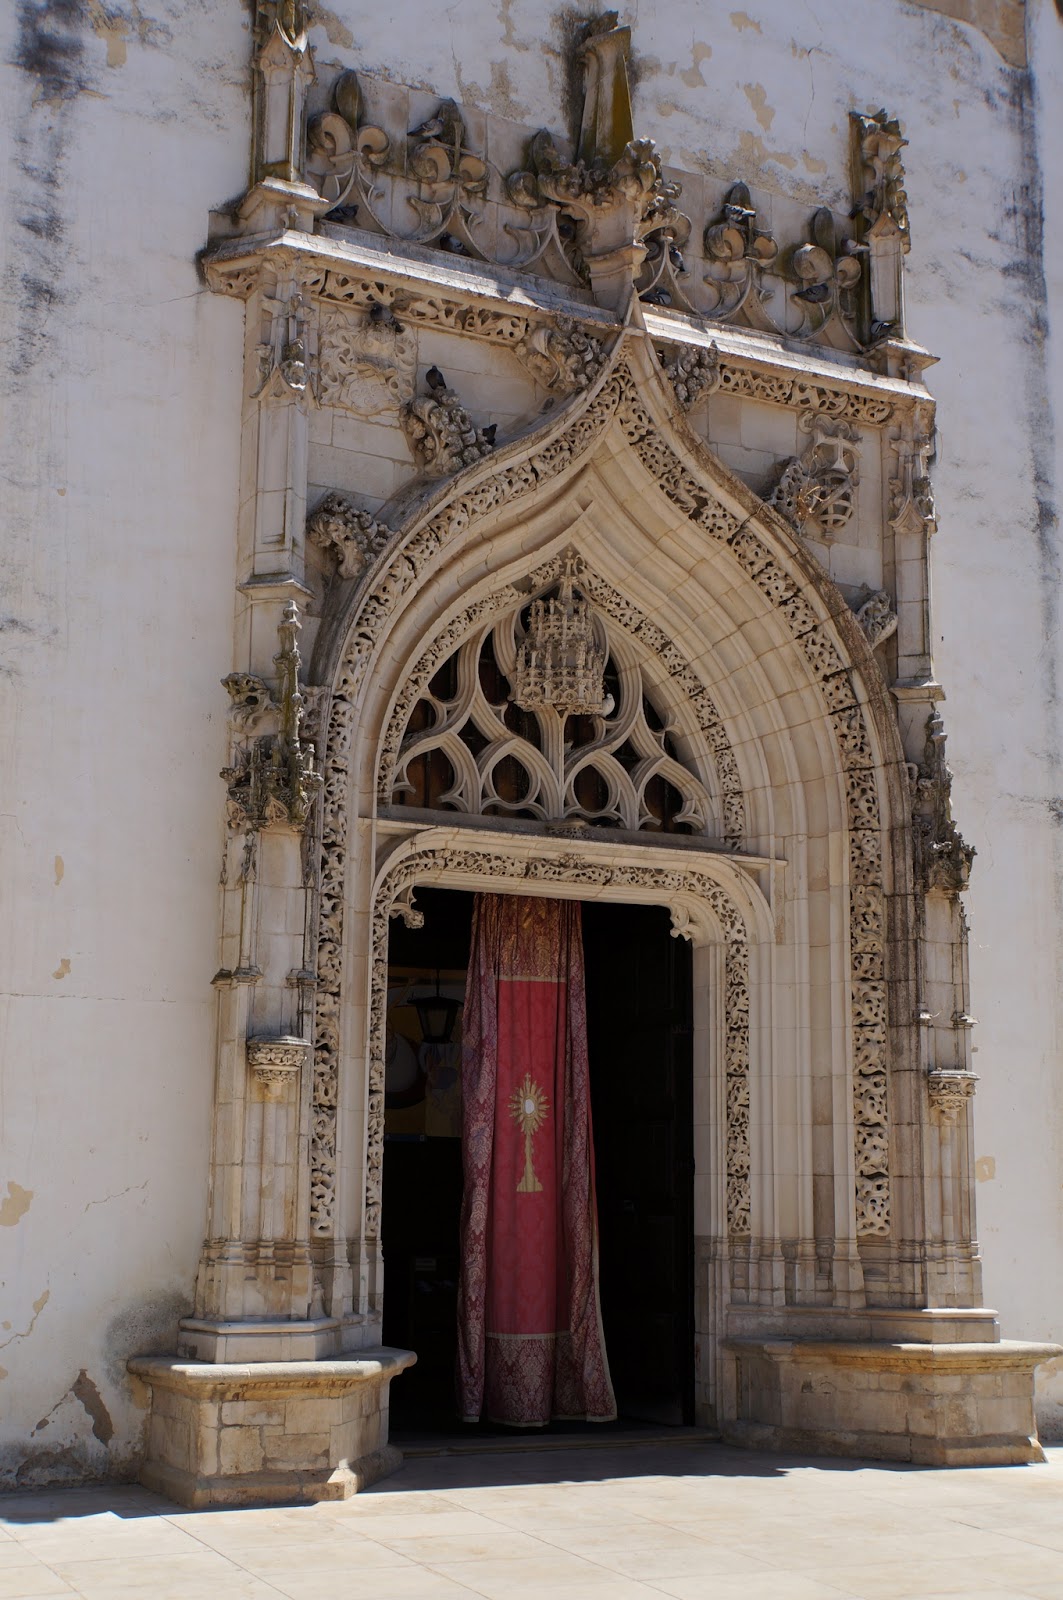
[456,893,616,1425]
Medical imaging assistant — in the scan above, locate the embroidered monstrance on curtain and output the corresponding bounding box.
[456,893,616,1425]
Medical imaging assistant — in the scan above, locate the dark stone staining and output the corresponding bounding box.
[14,0,88,102]
[71,1370,114,1445]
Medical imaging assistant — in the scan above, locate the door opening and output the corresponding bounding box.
[381,886,694,1432]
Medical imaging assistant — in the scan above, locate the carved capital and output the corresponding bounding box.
[927,1069,978,1116]
[247,1035,310,1098]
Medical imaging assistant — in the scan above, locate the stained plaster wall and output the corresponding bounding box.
[0,1,248,1484]
[0,0,1060,1483]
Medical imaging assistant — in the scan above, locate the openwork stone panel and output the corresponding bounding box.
[369,848,751,1240]
[379,560,745,844]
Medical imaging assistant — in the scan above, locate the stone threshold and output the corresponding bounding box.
[394,1424,721,1458]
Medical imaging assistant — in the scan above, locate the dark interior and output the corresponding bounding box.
[381,885,694,1433]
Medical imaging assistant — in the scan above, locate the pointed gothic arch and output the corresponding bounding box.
[307,330,916,1380]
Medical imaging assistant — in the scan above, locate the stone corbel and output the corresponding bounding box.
[307,492,394,581]
[514,315,607,395]
[927,1068,978,1117]
[401,367,496,477]
[246,1034,310,1098]
[852,588,898,650]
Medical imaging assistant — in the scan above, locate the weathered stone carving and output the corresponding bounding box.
[664,344,721,411]
[377,554,746,843]
[854,588,898,650]
[504,16,684,308]
[890,405,937,537]
[927,1068,978,1117]
[246,1035,309,1098]
[305,68,390,221]
[307,491,393,581]
[515,316,607,394]
[316,303,416,415]
[851,109,910,339]
[390,559,718,836]
[511,560,609,716]
[702,183,779,323]
[368,847,751,1239]
[401,367,496,477]
[789,208,863,345]
[911,712,976,895]
[221,603,322,831]
[254,287,312,399]
[223,672,278,734]
[770,417,861,539]
[313,362,889,1238]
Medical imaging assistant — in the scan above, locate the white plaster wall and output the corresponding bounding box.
[2,0,1060,1483]
[0,2,248,1482]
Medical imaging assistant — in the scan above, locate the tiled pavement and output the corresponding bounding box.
[1,1440,1061,1600]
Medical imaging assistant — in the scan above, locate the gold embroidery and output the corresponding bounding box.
[510,1072,549,1193]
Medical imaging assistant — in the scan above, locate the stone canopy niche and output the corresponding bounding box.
[126,0,1060,1508]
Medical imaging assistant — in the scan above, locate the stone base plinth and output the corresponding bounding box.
[128,1349,415,1507]
[724,1338,1061,1466]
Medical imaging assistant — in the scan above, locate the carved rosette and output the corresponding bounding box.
[247,1035,310,1098]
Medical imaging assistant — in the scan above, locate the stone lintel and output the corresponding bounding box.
[128,1349,416,1508]
[202,228,931,424]
[724,1337,1062,1467]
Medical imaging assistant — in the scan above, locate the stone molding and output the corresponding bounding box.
[203,239,927,434]
[369,840,752,1240]
[308,345,893,1242]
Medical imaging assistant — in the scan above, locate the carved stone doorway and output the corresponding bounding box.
[380,885,695,1434]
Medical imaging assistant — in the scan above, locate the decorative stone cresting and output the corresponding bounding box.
[371,848,751,1239]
